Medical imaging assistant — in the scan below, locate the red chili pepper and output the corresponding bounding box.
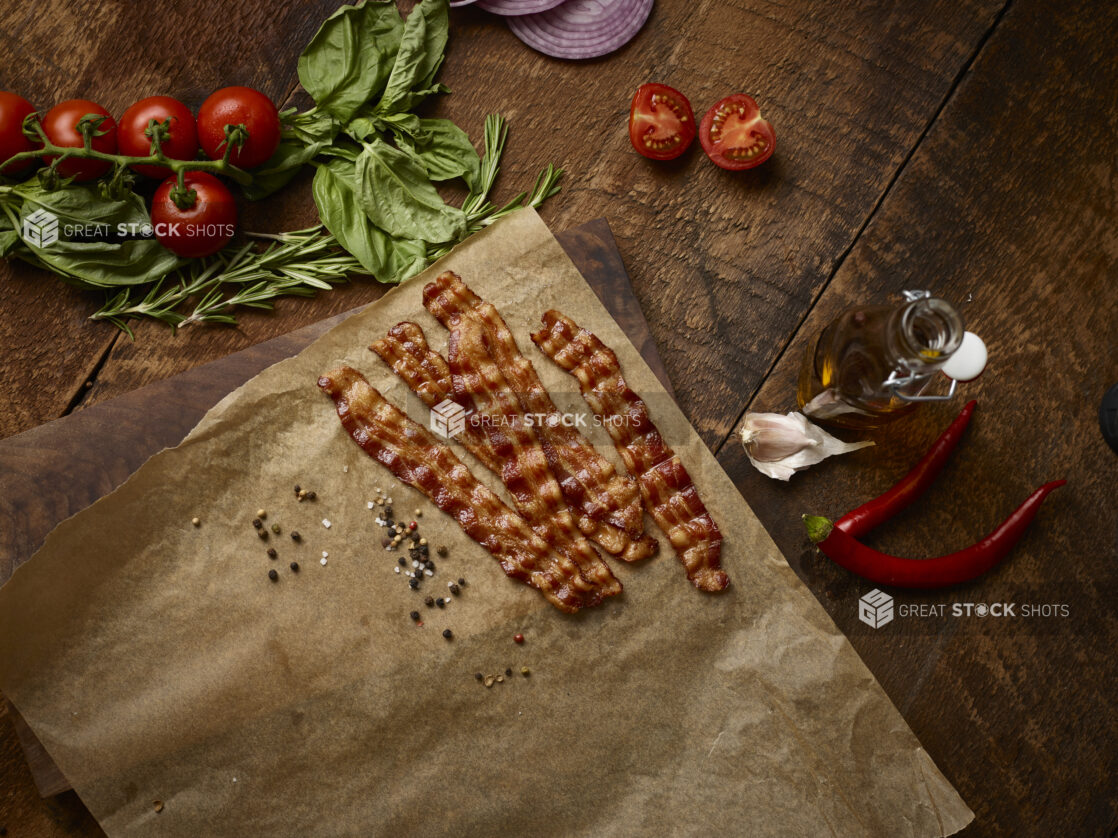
[836,400,976,538]
[804,480,1065,588]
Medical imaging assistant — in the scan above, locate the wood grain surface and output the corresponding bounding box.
[1,0,1115,836]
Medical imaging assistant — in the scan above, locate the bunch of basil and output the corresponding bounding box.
[0,0,559,328]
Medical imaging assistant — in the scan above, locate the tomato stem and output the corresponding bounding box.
[2,114,253,186]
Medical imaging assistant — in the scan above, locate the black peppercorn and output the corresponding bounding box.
[458,577,466,586]
[442,629,453,639]
[505,668,512,677]
[384,506,394,518]
[268,569,278,581]
[398,557,407,566]
[252,518,263,529]
[424,596,435,607]
[437,546,448,558]
[267,548,277,558]
[449,583,460,596]
[294,484,301,493]
[410,611,420,621]
[291,531,301,541]
[436,598,445,608]
[409,578,419,589]
[475,672,483,681]
[290,562,299,572]
[306,491,316,500]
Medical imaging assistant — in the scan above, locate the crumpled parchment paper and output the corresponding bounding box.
[0,209,972,837]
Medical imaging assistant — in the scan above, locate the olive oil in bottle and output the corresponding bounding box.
[797,292,983,429]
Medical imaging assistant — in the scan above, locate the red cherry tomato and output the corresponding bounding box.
[628,83,696,161]
[150,172,237,258]
[0,91,37,175]
[117,96,198,179]
[699,94,775,171]
[196,87,280,169]
[41,99,118,182]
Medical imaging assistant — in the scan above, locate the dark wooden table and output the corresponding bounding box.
[1,1,1115,835]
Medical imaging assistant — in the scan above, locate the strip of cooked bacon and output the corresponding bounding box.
[372,323,644,563]
[318,365,603,612]
[447,315,621,597]
[531,311,730,592]
[423,271,657,562]
[370,322,500,475]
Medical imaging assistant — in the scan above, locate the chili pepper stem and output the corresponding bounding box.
[803,515,834,544]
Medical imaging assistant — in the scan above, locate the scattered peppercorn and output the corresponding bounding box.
[496,675,504,683]
[449,583,460,596]
[153,801,164,814]
[408,521,417,530]
[409,578,419,589]
[271,523,281,534]
[294,484,301,494]
[252,518,263,529]
[514,633,524,644]
[458,577,466,586]
[307,491,317,501]
[521,667,530,677]
[437,546,448,558]
[484,675,496,688]
[384,506,394,518]
[436,598,445,608]
[256,509,267,519]
[505,668,512,677]
[290,562,299,572]
[475,672,483,681]
[425,596,435,607]
[442,629,453,639]
[410,611,420,621]
[257,530,268,540]
[267,548,277,559]
[191,517,201,527]
[398,557,407,566]
[268,569,278,582]
[291,531,301,541]
[382,537,392,548]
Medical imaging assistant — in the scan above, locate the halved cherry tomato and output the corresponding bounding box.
[628,83,695,161]
[699,94,775,171]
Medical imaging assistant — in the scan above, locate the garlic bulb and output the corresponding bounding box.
[740,412,874,481]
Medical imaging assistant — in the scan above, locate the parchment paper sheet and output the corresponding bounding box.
[0,209,972,837]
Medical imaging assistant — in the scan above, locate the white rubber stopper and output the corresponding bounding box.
[942,331,987,382]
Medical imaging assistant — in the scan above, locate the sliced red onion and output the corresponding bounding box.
[476,0,568,14]
[449,0,480,7]
[507,0,654,60]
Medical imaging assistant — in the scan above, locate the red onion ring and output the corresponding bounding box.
[507,0,654,60]
[476,0,568,14]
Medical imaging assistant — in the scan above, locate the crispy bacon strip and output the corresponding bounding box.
[318,365,602,612]
[447,315,621,597]
[423,271,657,562]
[370,322,500,475]
[531,311,730,592]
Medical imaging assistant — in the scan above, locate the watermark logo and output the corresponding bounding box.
[858,589,894,629]
[22,208,59,248]
[430,399,467,438]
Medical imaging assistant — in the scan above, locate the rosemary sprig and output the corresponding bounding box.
[92,227,366,334]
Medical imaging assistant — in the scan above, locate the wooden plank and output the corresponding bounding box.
[22,0,1009,451]
[0,217,668,803]
[716,0,1118,835]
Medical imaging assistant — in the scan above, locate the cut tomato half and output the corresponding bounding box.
[699,94,775,171]
[628,83,696,161]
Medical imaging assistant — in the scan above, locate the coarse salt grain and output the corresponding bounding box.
[343,465,349,473]
[394,567,400,574]
[320,558,328,566]
[322,551,329,558]
[424,569,433,577]
[322,519,332,528]
[368,501,375,509]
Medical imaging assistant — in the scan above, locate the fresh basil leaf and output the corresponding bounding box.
[378,111,427,143]
[289,110,341,146]
[311,159,427,282]
[377,0,449,115]
[344,115,383,142]
[354,138,465,243]
[14,183,182,287]
[0,229,18,257]
[242,140,324,201]
[298,1,404,122]
[394,118,480,187]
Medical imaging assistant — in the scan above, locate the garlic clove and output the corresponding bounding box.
[740,411,873,481]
